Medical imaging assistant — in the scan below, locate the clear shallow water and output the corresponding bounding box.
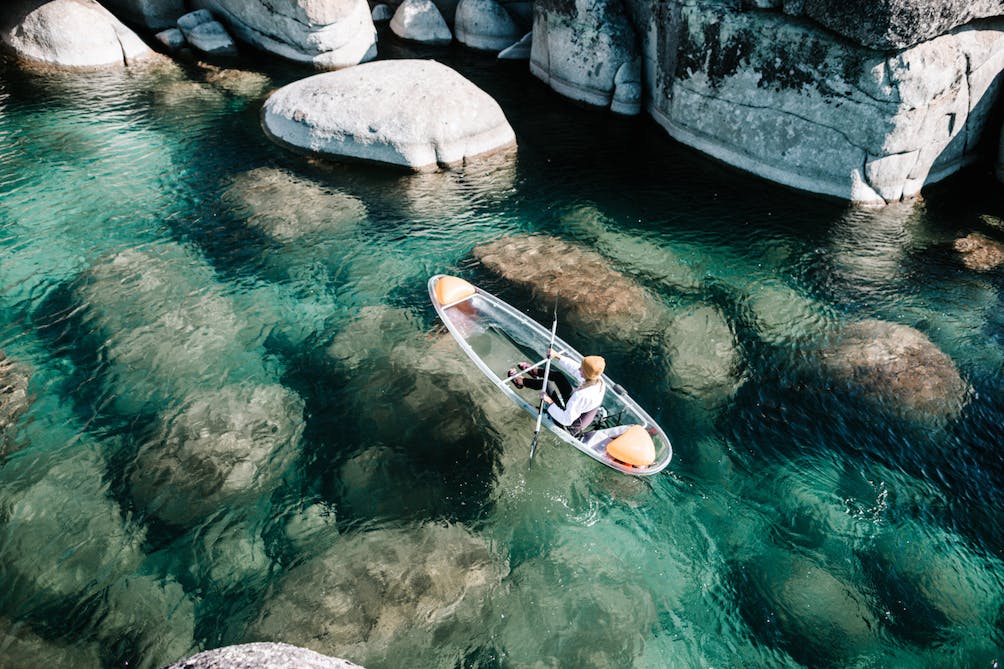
[1,34,1003,669]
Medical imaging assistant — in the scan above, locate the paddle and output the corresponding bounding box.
[529,303,558,464]
[494,350,568,389]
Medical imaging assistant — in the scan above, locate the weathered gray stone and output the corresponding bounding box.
[155,27,187,51]
[187,20,238,56]
[819,319,969,421]
[497,30,531,59]
[0,0,153,68]
[530,0,642,114]
[800,0,1004,50]
[177,8,214,35]
[390,0,452,44]
[954,231,1004,271]
[193,0,376,69]
[249,524,505,667]
[102,0,184,29]
[262,59,516,170]
[371,2,393,21]
[166,643,363,669]
[635,4,1004,203]
[454,0,522,52]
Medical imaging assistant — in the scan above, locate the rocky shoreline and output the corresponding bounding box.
[3,0,1004,201]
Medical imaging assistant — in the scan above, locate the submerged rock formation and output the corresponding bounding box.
[954,231,1004,271]
[262,59,516,170]
[249,523,506,667]
[0,351,32,452]
[166,643,364,669]
[0,0,154,68]
[530,0,642,114]
[819,319,969,421]
[192,0,376,69]
[129,382,304,525]
[473,234,655,332]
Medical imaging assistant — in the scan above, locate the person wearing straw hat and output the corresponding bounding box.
[512,349,606,438]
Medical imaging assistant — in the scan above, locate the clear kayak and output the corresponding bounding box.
[429,274,672,476]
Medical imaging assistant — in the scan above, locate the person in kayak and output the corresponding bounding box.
[511,350,606,437]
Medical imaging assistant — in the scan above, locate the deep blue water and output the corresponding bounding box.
[0,32,1002,669]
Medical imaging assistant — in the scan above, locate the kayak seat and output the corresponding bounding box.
[567,407,599,438]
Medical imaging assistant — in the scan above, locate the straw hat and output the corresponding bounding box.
[581,355,605,380]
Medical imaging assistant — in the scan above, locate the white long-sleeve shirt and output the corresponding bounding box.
[546,358,605,427]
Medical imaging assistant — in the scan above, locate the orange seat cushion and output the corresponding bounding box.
[605,425,656,467]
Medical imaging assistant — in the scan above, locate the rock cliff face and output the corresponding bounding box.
[530,0,1004,203]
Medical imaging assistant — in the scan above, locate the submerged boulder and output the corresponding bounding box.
[498,31,531,59]
[0,0,154,68]
[954,232,1004,271]
[454,0,522,52]
[166,643,364,669]
[192,0,376,69]
[0,351,32,452]
[530,0,642,114]
[223,167,367,241]
[390,0,452,44]
[249,523,506,667]
[472,234,655,333]
[129,382,305,525]
[262,59,516,171]
[819,319,969,421]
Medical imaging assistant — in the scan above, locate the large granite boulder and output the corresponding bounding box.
[454,0,522,52]
[166,642,363,669]
[262,59,516,171]
[101,0,184,30]
[390,0,452,44]
[819,319,969,421]
[250,523,507,667]
[193,0,376,69]
[629,3,1004,203]
[530,0,642,114]
[0,0,154,68]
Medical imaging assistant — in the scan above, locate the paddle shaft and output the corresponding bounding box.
[530,315,559,462]
[495,350,567,389]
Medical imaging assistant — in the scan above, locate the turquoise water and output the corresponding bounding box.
[1,34,1003,669]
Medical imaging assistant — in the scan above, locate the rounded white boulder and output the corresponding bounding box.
[1,0,153,68]
[390,0,452,44]
[261,59,516,171]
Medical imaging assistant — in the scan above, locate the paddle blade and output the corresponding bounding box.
[529,431,539,463]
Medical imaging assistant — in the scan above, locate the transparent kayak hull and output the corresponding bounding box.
[429,275,672,476]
